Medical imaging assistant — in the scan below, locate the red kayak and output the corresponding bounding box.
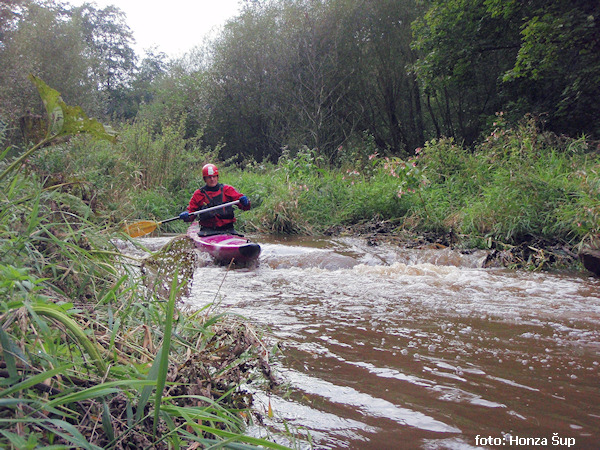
[186,222,261,264]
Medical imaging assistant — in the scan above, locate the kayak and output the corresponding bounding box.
[186,222,261,264]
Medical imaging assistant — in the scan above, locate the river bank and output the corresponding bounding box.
[4,77,598,449]
[324,218,588,275]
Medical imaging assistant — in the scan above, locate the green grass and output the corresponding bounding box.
[0,166,290,447]
[0,82,296,448]
[32,101,594,256]
[221,126,598,255]
[17,106,600,251]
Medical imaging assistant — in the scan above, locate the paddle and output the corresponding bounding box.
[123,200,241,238]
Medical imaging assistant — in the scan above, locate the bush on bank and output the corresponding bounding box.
[228,118,598,258]
[0,81,292,448]
[28,112,597,255]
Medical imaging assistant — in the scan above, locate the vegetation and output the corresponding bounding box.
[1,0,598,160]
[233,119,599,269]
[18,86,600,267]
[0,0,599,446]
[0,77,291,448]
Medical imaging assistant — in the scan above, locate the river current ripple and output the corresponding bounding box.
[146,234,600,449]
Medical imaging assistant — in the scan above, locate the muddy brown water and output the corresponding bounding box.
[138,234,600,449]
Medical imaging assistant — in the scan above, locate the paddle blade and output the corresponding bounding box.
[123,220,158,238]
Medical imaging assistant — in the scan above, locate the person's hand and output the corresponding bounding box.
[239,196,249,207]
[179,211,192,222]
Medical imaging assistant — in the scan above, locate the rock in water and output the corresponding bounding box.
[579,249,600,276]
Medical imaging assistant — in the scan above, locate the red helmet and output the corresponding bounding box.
[202,163,219,177]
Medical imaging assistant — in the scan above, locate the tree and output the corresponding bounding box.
[0,1,100,138]
[281,0,354,161]
[498,0,600,138]
[205,0,418,163]
[340,0,425,156]
[206,1,293,162]
[119,47,169,119]
[0,1,140,142]
[412,0,600,142]
[0,0,26,45]
[136,49,212,139]
[411,0,519,144]
[70,3,137,117]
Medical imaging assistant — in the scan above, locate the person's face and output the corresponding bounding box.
[204,175,218,187]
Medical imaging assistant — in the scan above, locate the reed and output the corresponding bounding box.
[0,164,292,447]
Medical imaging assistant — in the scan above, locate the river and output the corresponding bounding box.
[143,233,600,449]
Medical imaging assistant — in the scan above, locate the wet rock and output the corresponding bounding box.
[325,219,582,272]
[579,249,600,277]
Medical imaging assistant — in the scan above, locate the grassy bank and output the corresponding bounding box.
[231,119,599,264]
[0,80,293,448]
[0,159,293,448]
[27,112,599,269]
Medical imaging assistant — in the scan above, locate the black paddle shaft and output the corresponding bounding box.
[162,200,241,225]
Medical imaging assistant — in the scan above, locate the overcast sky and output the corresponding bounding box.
[68,0,242,57]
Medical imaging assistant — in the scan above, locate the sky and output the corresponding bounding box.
[68,0,243,57]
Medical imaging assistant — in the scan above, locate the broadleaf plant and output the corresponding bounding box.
[0,75,116,183]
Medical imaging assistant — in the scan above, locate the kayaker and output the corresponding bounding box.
[179,163,251,236]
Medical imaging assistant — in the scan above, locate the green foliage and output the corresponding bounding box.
[204,0,427,162]
[0,79,291,449]
[338,132,381,177]
[210,118,599,253]
[227,116,597,252]
[29,74,117,143]
[2,0,599,167]
[0,1,101,125]
[117,117,218,194]
[555,158,600,249]
[412,0,600,142]
[409,118,599,247]
[2,0,598,165]
[226,152,406,234]
[416,138,471,183]
[278,146,325,179]
[0,76,116,184]
[0,1,137,131]
[70,3,137,117]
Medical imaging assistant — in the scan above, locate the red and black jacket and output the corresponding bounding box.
[186,183,250,229]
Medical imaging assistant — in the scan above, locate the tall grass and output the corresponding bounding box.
[0,80,294,448]
[412,119,599,249]
[228,148,409,234]
[0,151,294,448]
[24,107,597,255]
[224,118,599,257]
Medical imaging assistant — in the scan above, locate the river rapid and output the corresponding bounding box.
[145,233,600,449]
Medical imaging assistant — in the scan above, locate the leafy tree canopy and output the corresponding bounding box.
[412,0,600,139]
